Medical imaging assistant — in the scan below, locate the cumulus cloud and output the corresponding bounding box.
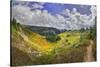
[62,9,71,16]
[62,6,96,30]
[12,5,33,24]
[12,3,96,30]
[31,3,44,9]
[12,4,67,29]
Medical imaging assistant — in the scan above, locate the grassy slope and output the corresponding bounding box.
[11,47,33,66]
[11,21,93,65]
[12,22,53,53]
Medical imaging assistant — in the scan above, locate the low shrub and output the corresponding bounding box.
[46,35,61,42]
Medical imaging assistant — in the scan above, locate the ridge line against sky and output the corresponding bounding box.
[12,1,97,30]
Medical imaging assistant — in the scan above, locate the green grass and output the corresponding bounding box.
[11,21,95,65]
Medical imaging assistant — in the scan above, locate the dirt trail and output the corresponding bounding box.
[84,40,95,62]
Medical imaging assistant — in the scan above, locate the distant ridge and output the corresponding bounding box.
[24,25,66,36]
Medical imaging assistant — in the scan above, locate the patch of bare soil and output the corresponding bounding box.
[84,40,95,62]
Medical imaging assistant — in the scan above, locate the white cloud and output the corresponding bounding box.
[37,2,45,5]
[72,8,77,13]
[62,9,71,16]
[90,5,97,16]
[12,4,96,30]
[12,5,33,25]
[62,6,96,30]
[31,3,44,9]
[12,4,67,29]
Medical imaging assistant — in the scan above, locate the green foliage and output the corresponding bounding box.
[51,45,87,63]
[66,39,68,42]
[11,18,22,32]
[11,18,96,65]
[80,28,85,32]
[88,17,96,40]
[88,27,96,40]
[66,34,70,37]
[46,34,61,42]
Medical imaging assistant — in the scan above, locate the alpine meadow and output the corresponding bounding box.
[11,1,97,66]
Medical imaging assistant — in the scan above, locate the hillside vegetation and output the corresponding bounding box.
[11,19,96,66]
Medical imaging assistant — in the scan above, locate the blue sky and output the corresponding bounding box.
[12,1,92,16]
[43,3,91,15]
[12,1,96,30]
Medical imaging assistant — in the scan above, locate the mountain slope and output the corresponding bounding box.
[24,25,66,36]
[11,19,96,66]
[11,19,55,65]
[11,19,53,54]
